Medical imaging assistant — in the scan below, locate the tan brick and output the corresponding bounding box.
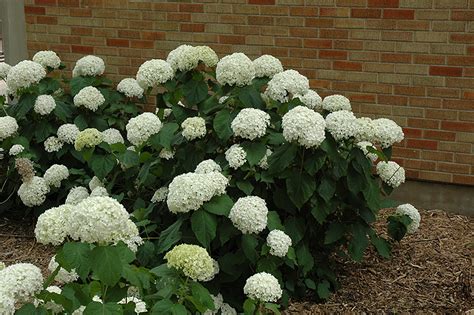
[379,73,412,84]
[416,10,450,20]
[364,63,394,73]
[432,21,467,31]
[457,132,474,143]
[413,76,445,87]
[381,31,413,41]
[350,30,380,40]
[395,64,428,75]
[415,31,448,43]
[396,42,430,53]
[434,0,468,8]
[419,171,452,182]
[431,44,465,55]
[439,141,471,153]
[392,106,424,117]
[400,0,433,8]
[365,41,396,51]
[422,151,454,162]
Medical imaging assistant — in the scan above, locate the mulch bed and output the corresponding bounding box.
[1,209,473,313]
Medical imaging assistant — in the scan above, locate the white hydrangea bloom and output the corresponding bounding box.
[74,128,104,151]
[18,176,50,207]
[354,117,376,143]
[258,148,272,170]
[72,306,86,315]
[264,69,309,103]
[126,112,162,146]
[229,196,268,234]
[0,116,19,141]
[356,141,378,162]
[181,116,206,141]
[167,172,228,214]
[376,161,405,188]
[65,186,90,205]
[231,108,270,140]
[195,45,219,68]
[6,60,46,93]
[0,263,43,304]
[151,186,168,203]
[243,272,282,303]
[90,186,108,197]
[372,118,404,148]
[294,90,322,111]
[40,285,64,314]
[253,55,283,78]
[282,106,326,148]
[164,244,215,282]
[0,62,11,79]
[167,44,200,72]
[32,51,61,69]
[216,53,255,87]
[44,164,69,188]
[325,110,358,141]
[225,144,247,169]
[136,59,174,89]
[266,230,292,257]
[220,303,237,315]
[48,256,79,284]
[159,148,175,160]
[218,96,229,104]
[57,124,80,144]
[395,204,421,234]
[44,136,64,153]
[102,128,124,145]
[117,78,144,98]
[118,297,147,314]
[9,144,24,156]
[73,86,105,112]
[0,293,15,315]
[34,94,56,115]
[204,294,224,315]
[35,204,74,245]
[322,94,352,112]
[88,176,103,191]
[72,55,105,77]
[195,159,222,174]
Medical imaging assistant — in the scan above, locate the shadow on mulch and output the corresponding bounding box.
[1,209,472,313]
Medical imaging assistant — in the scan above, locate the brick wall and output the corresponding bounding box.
[23,0,474,185]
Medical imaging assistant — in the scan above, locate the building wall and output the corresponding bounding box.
[23,0,474,185]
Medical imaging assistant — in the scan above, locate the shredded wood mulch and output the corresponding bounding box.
[1,209,472,313]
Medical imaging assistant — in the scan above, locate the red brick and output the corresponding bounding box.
[70,8,92,17]
[443,99,474,110]
[407,139,438,150]
[248,0,275,4]
[403,128,422,138]
[368,0,399,7]
[107,38,129,47]
[381,53,411,63]
[451,11,474,21]
[383,9,414,19]
[141,31,165,41]
[404,159,436,171]
[276,38,302,47]
[424,130,456,141]
[130,40,154,49]
[219,35,245,45]
[450,34,474,44]
[179,4,204,13]
[320,8,350,17]
[305,18,334,28]
[408,118,439,129]
[304,39,332,48]
[429,66,463,77]
[319,50,348,60]
[60,35,81,44]
[333,61,362,71]
[248,16,273,25]
[58,0,79,6]
[290,7,318,16]
[181,24,205,32]
[71,45,93,54]
[414,55,445,65]
[319,29,348,39]
[118,30,140,39]
[167,13,191,22]
[447,56,474,66]
[25,6,46,15]
[441,121,474,132]
[453,175,474,185]
[71,27,93,36]
[394,147,420,159]
[36,16,57,24]
[35,0,57,4]
[437,162,470,174]
[351,9,381,18]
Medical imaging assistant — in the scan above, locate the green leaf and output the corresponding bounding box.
[268,143,297,174]
[74,115,88,130]
[370,233,391,258]
[90,246,123,286]
[387,215,411,241]
[203,194,233,216]
[190,282,214,311]
[70,76,96,95]
[84,302,122,315]
[264,303,281,315]
[171,304,188,315]
[284,217,306,245]
[213,109,233,142]
[324,222,345,245]
[54,101,73,122]
[150,299,174,314]
[243,298,257,315]
[383,146,393,160]
[241,234,259,263]
[267,211,284,231]
[303,151,326,176]
[156,218,183,254]
[286,172,316,208]
[184,78,209,105]
[304,278,316,290]
[118,150,139,168]
[348,223,369,262]
[296,243,314,275]
[137,162,152,185]
[318,177,336,203]
[90,155,116,179]
[35,122,55,142]
[238,85,263,108]
[14,93,36,118]
[347,165,365,194]
[55,242,91,280]
[38,77,61,94]
[236,181,254,195]
[15,304,48,315]
[150,123,179,150]
[317,280,331,299]
[241,142,267,166]
[191,209,217,248]
[367,146,387,162]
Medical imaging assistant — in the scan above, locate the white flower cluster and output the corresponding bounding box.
[151,186,168,203]
[117,78,144,98]
[159,148,175,160]
[9,144,24,156]
[90,186,108,197]
[216,53,255,87]
[102,128,124,144]
[395,204,421,234]
[231,108,270,140]
[136,59,174,89]
[36,285,64,314]
[282,106,326,148]
[264,69,309,103]
[253,55,283,78]
[167,171,228,213]
[65,186,89,205]
[258,148,272,170]
[32,50,61,69]
[126,112,162,146]
[354,117,376,143]
[44,164,69,188]
[44,136,63,153]
[34,94,56,115]
[204,294,236,315]
[74,128,104,151]
[164,244,216,282]
[372,118,404,148]
[322,94,351,112]
[243,272,282,303]
[181,116,206,140]
[195,159,222,174]
[0,62,11,79]
[0,263,43,312]
[72,55,105,77]
[0,116,18,141]
[118,297,147,314]
[57,123,80,144]
[266,230,292,257]
[48,256,79,284]
[376,161,405,188]
[73,86,105,111]
[167,44,219,72]
[36,196,143,251]
[294,90,322,111]
[18,176,50,207]
[229,196,268,234]
[89,176,103,191]
[356,141,378,162]
[6,60,46,93]
[325,110,357,141]
[225,144,247,169]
